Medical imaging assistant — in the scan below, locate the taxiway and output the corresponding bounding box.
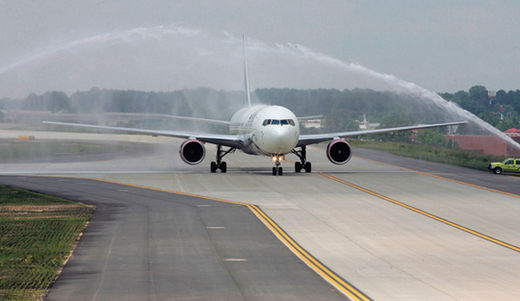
[1,130,520,300]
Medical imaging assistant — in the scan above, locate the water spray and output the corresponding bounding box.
[1,24,518,153]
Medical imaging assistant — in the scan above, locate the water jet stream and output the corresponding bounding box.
[1,24,518,153]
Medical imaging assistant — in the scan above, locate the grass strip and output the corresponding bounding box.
[0,185,94,301]
[0,139,127,162]
[350,140,505,171]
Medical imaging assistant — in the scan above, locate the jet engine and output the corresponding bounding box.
[179,139,205,165]
[326,139,352,165]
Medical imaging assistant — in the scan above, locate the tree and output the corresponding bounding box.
[415,129,455,148]
[376,111,414,142]
[496,118,517,132]
[43,91,70,112]
[478,111,500,127]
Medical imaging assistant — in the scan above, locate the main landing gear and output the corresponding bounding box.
[271,155,284,176]
[292,146,312,173]
[211,145,235,173]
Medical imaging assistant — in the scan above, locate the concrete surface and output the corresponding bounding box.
[2,129,520,300]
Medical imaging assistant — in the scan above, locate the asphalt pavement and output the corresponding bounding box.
[352,147,520,195]
[0,176,347,301]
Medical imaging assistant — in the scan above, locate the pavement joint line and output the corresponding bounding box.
[247,204,372,301]
[352,154,520,199]
[318,171,520,254]
[89,178,249,206]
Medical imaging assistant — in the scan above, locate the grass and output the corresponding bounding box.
[0,139,127,162]
[0,185,94,301]
[6,124,102,133]
[350,140,506,171]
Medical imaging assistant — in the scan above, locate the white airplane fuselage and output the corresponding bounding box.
[229,105,300,156]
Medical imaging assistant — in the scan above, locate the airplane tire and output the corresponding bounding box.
[304,162,312,173]
[494,167,502,175]
[272,167,277,176]
[295,162,301,173]
[220,161,227,173]
[210,161,217,173]
[278,167,283,176]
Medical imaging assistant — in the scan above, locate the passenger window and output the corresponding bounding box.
[271,120,280,125]
[281,120,289,125]
[288,119,295,126]
[516,160,520,165]
[262,119,271,126]
[506,160,513,165]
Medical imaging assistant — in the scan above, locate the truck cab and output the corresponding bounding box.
[488,158,520,174]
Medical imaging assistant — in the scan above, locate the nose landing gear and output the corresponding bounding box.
[292,146,312,173]
[272,155,284,176]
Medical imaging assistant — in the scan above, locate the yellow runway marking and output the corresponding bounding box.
[85,177,371,300]
[247,204,372,301]
[318,172,520,253]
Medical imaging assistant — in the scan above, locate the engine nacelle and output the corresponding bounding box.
[326,139,352,165]
[179,139,205,165]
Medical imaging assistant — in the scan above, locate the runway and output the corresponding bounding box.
[2,130,520,300]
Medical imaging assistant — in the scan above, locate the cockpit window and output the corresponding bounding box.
[264,119,296,126]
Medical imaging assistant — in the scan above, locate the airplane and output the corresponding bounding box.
[43,37,466,176]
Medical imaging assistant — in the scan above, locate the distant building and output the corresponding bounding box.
[301,119,322,129]
[358,114,380,130]
[505,128,520,144]
[488,90,496,108]
[446,134,520,157]
[505,128,520,137]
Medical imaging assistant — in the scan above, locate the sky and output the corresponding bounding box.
[0,0,519,98]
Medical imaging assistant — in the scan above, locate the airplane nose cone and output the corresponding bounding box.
[260,126,297,154]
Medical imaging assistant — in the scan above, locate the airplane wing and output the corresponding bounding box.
[42,121,243,148]
[297,121,466,147]
[162,114,230,125]
[100,113,231,126]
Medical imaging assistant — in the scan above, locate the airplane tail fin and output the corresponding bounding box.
[243,34,252,107]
